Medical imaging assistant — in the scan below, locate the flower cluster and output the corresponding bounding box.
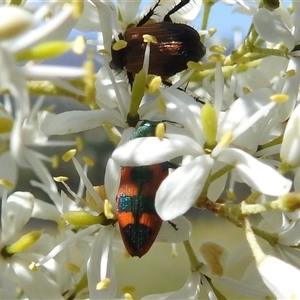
[1,0,300,299]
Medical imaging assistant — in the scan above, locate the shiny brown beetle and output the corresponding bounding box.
[110,0,206,82]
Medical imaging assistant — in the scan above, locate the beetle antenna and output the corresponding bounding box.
[163,0,190,22]
[136,0,161,27]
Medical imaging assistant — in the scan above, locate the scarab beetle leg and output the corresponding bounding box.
[136,0,161,27]
[163,0,191,22]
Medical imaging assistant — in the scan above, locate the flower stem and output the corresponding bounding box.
[201,1,215,40]
[183,240,203,272]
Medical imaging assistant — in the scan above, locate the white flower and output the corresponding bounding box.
[0,3,87,194]
[31,158,116,298]
[253,1,300,121]
[0,191,62,298]
[253,7,295,51]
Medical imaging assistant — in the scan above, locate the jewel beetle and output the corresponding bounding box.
[110,0,206,82]
[116,121,168,257]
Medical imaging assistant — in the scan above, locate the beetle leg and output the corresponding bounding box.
[127,71,134,88]
[136,0,161,27]
[163,0,191,22]
[162,80,205,105]
[168,220,179,231]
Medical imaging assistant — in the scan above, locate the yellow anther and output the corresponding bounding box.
[53,176,69,182]
[62,149,76,162]
[51,155,59,169]
[75,136,83,151]
[149,76,162,93]
[65,263,80,273]
[143,34,157,43]
[0,179,14,189]
[218,131,233,148]
[82,155,94,167]
[96,278,111,290]
[0,118,13,133]
[112,40,127,51]
[29,262,38,271]
[283,69,296,77]
[270,94,289,103]
[208,27,217,37]
[209,45,226,54]
[208,54,225,63]
[72,36,86,54]
[155,122,166,141]
[104,199,114,219]
[187,61,204,71]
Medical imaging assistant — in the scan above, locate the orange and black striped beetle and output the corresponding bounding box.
[116,121,169,257]
[110,0,206,84]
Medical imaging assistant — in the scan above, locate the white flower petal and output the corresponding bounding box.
[118,0,140,26]
[279,223,300,245]
[253,8,295,51]
[112,134,202,166]
[0,48,29,115]
[1,192,34,243]
[11,259,62,299]
[104,158,120,212]
[201,275,218,300]
[175,1,202,22]
[242,261,273,297]
[294,168,300,191]
[279,57,300,121]
[142,272,200,300]
[23,148,58,193]
[30,180,63,213]
[293,0,300,43]
[32,199,61,223]
[0,266,17,298]
[216,276,268,298]
[96,67,124,109]
[258,255,300,299]
[36,227,98,269]
[74,1,102,32]
[155,0,202,22]
[160,88,204,144]
[207,162,228,202]
[0,6,33,40]
[11,5,74,52]
[218,88,273,137]
[274,7,293,31]
[87,226,116,299]
[157,216,191,243]
[258,55,288,84]
[90,0,115,52]
[259,199,284,232]
[281,103,300,167]
[156,156,214,220]
[22,65,85,80]
[232,5,256,15]
[0,152,17,198]
[214,148,291,196]
[40,110,125,135]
